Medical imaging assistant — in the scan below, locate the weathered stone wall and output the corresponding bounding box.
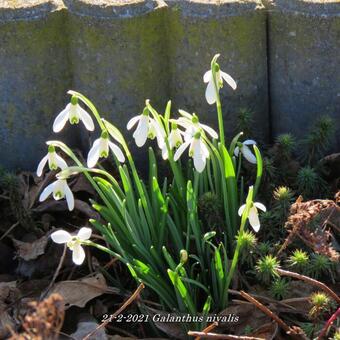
[0,0,339,170]
[265,0,340,148]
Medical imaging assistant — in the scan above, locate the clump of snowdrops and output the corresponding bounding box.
[37,54,265,325]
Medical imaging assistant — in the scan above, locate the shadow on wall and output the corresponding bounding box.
[0,0,339,170]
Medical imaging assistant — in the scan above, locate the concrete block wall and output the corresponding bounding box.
[0,0,339,170]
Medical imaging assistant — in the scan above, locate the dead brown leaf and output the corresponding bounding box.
[49,273,108,309]
[12,234,49,261]
[143,306,186,339]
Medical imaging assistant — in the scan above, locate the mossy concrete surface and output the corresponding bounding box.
[0,0,339,170]
[266,0,340,146]
[166,0,269,142]
[0,1,75,170]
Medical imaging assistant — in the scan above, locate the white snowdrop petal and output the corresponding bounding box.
[37,155,48,177]
[220,71,237,90]
[193,150,206,173]
[55,154,68,170]
[178,110,192,119]
[174,141,190,161]
[243,139,256,145]
[254,202,266,212]
[203,70,212,83]
[72,244,86,265]
[201,141,210,158]
[53,104,70,133]
[64,183,74,211]
[238,204,246,216]
[242,145,257,164]
[205,80,216,105]
[127,116,140,130]
[249,207,260,232]
[234,146,240,157]
[39,183,54,202]
[200,123,218,139]
[161,145,168,160]
[77,227,92,241]
[87,138,101,168]
[78,106,95,131]
[51,230,72,244]
[133,116,149,147]
[109,142,125,162]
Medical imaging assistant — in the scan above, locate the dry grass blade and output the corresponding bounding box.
[82,282,145,340]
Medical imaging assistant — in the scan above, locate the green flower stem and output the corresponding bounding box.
[83,240,126,264]
[223,186,254,304]
[146,101,185,199]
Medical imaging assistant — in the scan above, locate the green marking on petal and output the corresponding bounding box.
[70,116,79,124]
[50,163,58,170]
[100,151,108,158]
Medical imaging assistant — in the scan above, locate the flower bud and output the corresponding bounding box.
[180,250,188,264]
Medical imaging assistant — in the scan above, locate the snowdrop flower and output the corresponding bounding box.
[234,140,257,164]
[51,227,92,265]
[203,55,237,105]
[238,201,266,232]
[53,96,95,133]
[161,123,183,160]
[87,131,125,168]
[169,123,183,149]
[176,111,218,140]
[174,130,209,173]
[127,107,150,147]
[148,118,166,150]
[37,145,67,177]
[39,178,74,211]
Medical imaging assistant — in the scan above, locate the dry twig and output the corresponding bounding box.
[318,307,340,340]
[188,331,262,340]
[194,322,218,340]
[82,283,145,340]
[277,268,340,305]
[240,290,295,335]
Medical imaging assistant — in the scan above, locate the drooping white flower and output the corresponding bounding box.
[176,111,218,140]
[53,96,95,133]
[127,107,167,150]
[51,227,92,265]
[39,179,74,211]
[127,108,150,147]
[148,118,166,149]
[169,124,183,149]
[37,145,67,177]
[234,139,257,164]
[238,201,266,232]
[174,130,209,173]
[203,58,237,105]
[87,131,125,168]
[161,123,184,160]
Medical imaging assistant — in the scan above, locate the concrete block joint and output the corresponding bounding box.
[0,0,339,169]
